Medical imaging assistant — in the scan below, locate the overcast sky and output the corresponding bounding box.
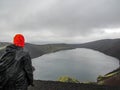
[0,0,120,44]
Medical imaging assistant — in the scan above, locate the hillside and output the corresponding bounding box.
[24,43,75,58]
[0,39,120,61]
[28,80,120,90]
[97,67,120,86]
[74,39,120,61]
[29,38,120,63]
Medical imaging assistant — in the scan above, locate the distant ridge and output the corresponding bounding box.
[0,38,120,61]
[75,39,120,61]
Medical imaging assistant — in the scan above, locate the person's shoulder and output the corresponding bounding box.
[21,50,31,59]
[23,50,30,55]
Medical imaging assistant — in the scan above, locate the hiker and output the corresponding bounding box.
[0,34,33,90]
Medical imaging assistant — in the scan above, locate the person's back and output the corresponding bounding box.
[0,34,33,90]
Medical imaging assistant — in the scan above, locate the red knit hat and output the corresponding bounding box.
[13,34,25,48]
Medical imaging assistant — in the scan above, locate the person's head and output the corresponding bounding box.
[13,34,25,48]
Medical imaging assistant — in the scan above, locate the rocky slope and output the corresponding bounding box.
[97,67,120,86]
[28,80,120,90]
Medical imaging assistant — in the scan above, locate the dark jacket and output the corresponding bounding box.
[2,44,33,90]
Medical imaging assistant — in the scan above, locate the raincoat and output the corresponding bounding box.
[0,44,33,90]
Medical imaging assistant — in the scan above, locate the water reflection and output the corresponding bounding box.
[32,48,119,82]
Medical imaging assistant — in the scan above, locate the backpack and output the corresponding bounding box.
[0,50,24,88]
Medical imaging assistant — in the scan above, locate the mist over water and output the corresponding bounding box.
[32,48,119,82]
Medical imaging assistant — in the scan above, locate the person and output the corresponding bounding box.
[0,34,33,90]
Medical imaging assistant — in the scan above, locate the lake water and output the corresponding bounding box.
[32,48,119,82]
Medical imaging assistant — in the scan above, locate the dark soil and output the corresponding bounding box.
[28,80,120,90]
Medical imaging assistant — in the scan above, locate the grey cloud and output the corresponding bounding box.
[0,0,120,43]
[16,0,120,35]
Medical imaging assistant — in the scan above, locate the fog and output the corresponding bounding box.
[32,48,119,82]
